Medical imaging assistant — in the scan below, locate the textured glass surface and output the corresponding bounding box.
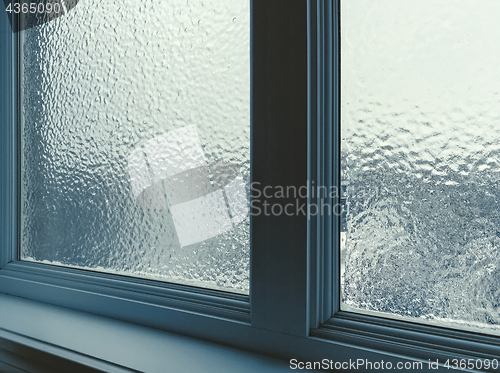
[21,0,250,293]
[341,0,500,333]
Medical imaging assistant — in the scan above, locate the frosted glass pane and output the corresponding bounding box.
[341,0,500,333]
[20,0,250,294]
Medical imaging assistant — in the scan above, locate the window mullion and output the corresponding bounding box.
[0,11,17,268]
[250,0,309,337]
[309,0,337,330]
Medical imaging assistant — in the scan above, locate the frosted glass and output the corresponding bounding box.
[20,0,250,294]
[341,0,500,334]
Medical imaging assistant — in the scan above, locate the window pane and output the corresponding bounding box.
[20,0,250,294]
[341,0,500,333]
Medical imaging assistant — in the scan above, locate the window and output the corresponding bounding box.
[2,0,500,371]
[340,0,500,336]
[1,0,310,368]
[19,0,251,295]
[310,1,500,371]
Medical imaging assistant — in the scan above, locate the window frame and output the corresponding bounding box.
[0,0,314,365]
[2,0,500,371]
[308,1,500,371]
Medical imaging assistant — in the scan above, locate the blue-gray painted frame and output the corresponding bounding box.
[308,0,337,330]
[250,0,309,337]
[0,6,17,269]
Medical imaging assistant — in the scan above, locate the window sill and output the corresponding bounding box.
[0,293,290,372]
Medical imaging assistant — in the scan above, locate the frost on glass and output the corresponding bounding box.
[20,0,250,294]
[341,0,500,333]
